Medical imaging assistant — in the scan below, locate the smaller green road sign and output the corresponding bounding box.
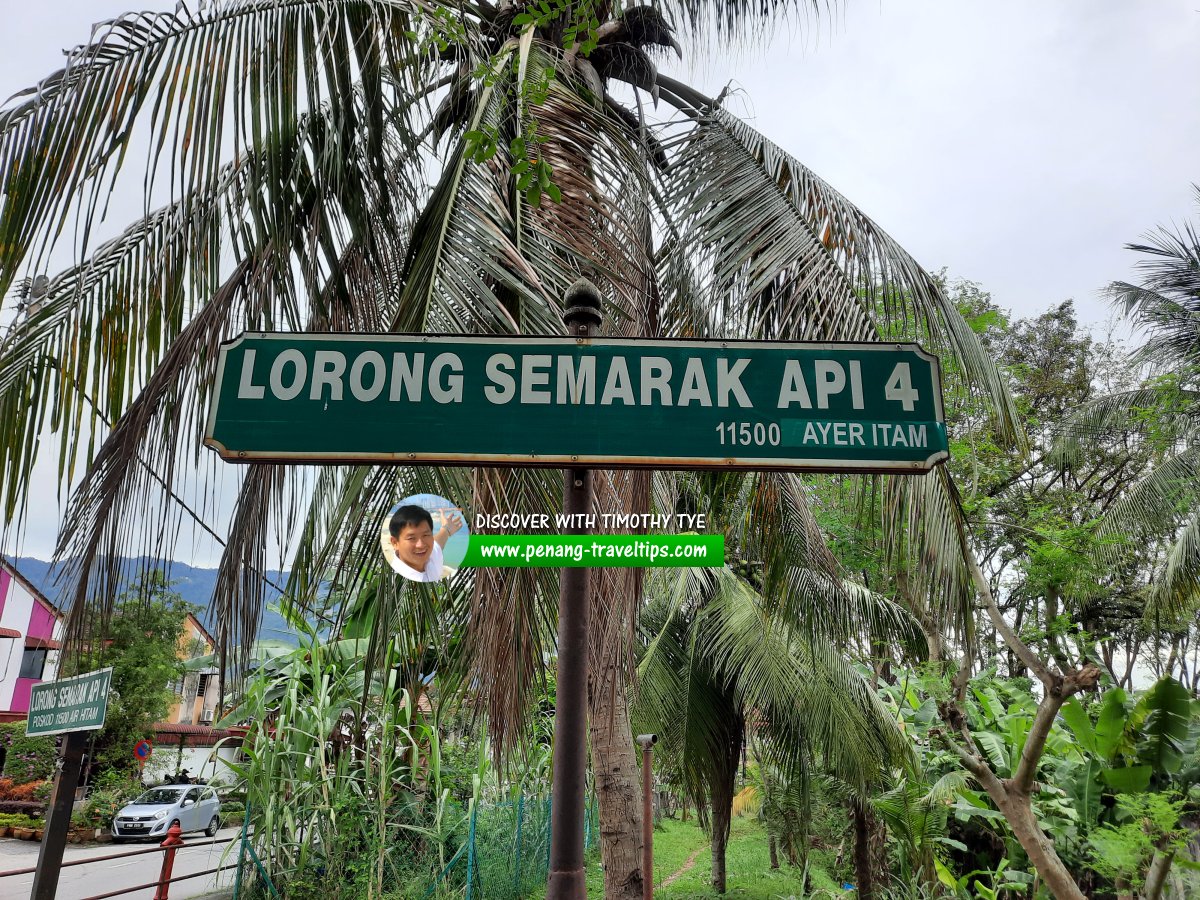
[26,668,113,737]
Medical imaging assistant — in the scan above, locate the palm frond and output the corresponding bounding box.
[638,565,910,811]
[50,219,407,655]
[460,467,560,756]
[661,106,1022,447]
[1066,188,1200,622]
[0,80,424,529]
[1149,508,1200,622]
[881,466,975,638]
[663,0,832,46]
[922,769,972,807]
[1107,188,1200,371]
[1098,447,1200,546]
[51,257,261,651]
[211,463,296,674]
[284,464,382,615]
[0,0,440,296]
[1050,386,1200,469]
[701,578,911,789]
[392,44,554,335]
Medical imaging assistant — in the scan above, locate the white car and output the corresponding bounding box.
[111,785,221,840]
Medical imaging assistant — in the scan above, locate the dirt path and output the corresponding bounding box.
[661,844,705,887]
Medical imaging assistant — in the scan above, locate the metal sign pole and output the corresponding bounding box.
[31,730,88,900]
[546,279,603,899]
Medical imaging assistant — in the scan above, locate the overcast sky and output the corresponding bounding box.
[689,2,1199,323]
[1,1,1198,563]
[3,2,1197,324]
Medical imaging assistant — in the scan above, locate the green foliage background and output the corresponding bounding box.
[0,722,56,782]
[62,571,193,776]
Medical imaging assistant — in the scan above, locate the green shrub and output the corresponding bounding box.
[81,788,129,829]
[0,812,44,828]
[0,723,56,783]
[220,800,245,826]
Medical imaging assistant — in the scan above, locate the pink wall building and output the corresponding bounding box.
[0,559,65,723]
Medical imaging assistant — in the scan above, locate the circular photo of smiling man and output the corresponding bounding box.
[380,493,469,582]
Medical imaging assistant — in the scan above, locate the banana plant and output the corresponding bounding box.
[936,857,1034,900]
[1057,676,1199,809]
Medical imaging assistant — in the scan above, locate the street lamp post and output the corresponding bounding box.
[546,279,604,900]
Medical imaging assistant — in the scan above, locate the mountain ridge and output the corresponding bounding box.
[5,555,297,643]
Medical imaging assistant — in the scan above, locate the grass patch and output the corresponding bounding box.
[555,816,846,898]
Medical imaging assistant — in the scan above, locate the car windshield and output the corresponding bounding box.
[131,788,184,805]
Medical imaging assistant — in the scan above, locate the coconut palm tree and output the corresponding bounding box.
[0,2,1018,895]
[1056,189,1200,622]
[636,565,917,892]
[633,467,922,893]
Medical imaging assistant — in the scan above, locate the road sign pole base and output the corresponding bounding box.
[31,730,88,900]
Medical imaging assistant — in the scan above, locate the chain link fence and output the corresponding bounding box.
[235,794,601,900]
[424,794,600,899]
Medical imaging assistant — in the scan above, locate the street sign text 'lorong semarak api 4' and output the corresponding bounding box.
[26,667,113,737]
[204,334,949,472]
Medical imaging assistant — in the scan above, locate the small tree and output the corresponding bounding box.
[64,571,193,776]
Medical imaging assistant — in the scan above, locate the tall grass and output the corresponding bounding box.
[224,618,476,900]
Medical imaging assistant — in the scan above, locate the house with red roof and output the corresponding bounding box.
[0,558,65,723]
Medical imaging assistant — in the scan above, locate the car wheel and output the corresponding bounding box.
[205,815,220,837]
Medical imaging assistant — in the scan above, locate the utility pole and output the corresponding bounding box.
[546,279,603,899]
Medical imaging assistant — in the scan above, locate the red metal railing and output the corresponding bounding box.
[0,826,241,900]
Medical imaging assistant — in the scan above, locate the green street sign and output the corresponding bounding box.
[27,668,113,737]
[205,334,948,472]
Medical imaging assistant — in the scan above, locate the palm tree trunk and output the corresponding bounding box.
[852,799,882,899]
[708,722,742,894]
[768,835,779,869]
[588,471,650,899]
[588,652,644,900]
[710,797,731,894]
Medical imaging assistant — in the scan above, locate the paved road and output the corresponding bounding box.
[0,827,241,900]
